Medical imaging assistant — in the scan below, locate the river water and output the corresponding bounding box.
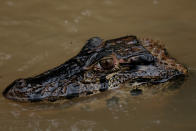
[0,0,196,130]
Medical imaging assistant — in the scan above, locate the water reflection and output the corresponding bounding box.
[153,0,159,5]
[0,52,12,67]
[0,0,196,130]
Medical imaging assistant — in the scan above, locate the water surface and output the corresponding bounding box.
[0,0,196,130]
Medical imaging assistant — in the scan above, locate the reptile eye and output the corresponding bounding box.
[99,58,114,70]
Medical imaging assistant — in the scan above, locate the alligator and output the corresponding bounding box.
[3,36,188,102]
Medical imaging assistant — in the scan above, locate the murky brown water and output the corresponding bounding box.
[0,0,196,130]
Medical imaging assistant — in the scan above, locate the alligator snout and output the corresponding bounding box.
[3,79,28,101]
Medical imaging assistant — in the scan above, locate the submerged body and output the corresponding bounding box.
[3,36,188,102]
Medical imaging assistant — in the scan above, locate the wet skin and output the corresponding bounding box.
[3,36,188,102]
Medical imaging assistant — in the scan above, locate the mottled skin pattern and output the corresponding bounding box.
[3,36,188,102]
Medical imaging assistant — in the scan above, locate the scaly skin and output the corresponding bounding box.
[3,36,188,102]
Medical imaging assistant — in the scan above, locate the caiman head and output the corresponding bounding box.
[3,36,188,102]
